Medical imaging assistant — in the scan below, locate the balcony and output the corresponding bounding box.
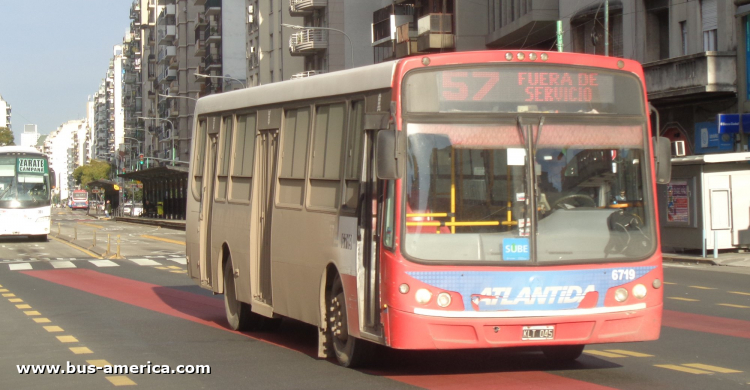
[194,13,207,30]
[205,25,221,45]
[157,0,175,7]
[486,1,558,47]
[194,0,206,5]
[204,54,222,71]
[372,3,414,46]
[157,45,176,64]
[158,68,177,84]
[289,29,328,56]
[290,0,327,16]
[157,25,176,45]
[291,70,324,80]
[415,14,454,51]
[169,56,178,69]
[205,7,221,17]
[643,52,736,104]
[194,39,206,57]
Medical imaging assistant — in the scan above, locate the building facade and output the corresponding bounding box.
[0,95,10,131]
[21,125,40,149]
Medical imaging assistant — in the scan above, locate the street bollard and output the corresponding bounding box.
[116,235,121,258]
[713,230,718,259]
[93,231,97,248]
[106,234,111,256]
[74,227,77,241]
[57,223,61,237]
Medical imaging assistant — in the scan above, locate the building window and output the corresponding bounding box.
[680,21,688,56]
[702,0,717,51]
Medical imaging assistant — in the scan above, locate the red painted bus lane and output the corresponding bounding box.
[22,269,617,390]
[663,310,750,339]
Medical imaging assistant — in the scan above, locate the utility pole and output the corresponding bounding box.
[604,0,609,56]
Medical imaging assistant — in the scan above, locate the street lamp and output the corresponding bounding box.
[158,93,198,102]
[138,116,175,166]
[281,24,354,68]
[194,73,246,89]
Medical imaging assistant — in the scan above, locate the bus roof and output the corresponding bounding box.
[0,146,45,156]
[194,61,398,116]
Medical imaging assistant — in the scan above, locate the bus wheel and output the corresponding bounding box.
[328,274,371,368]
[223,256,282,332]
[541,345,585,361]
[224,258,252,331]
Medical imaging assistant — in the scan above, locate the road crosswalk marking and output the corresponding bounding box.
[129,258,162,266]
[9,263,33,271]
[50,261,76,269]
[89,260,118,267]
[168,257,187,265]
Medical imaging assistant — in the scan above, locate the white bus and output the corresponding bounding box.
[0,146,53,241]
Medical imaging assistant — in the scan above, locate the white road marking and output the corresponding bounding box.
[89,260,119,267]
[168,257,187,265]
[9,263,33,271]
[129,258,162,266]
[50,261,77,269]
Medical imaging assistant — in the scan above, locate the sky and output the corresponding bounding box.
[0,1,133,141]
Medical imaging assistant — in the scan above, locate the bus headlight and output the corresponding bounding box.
[652,279,662,289]
[632,284,647,299]
[614,288,629,302]
[415,289,432,304]
[436,293,452,307]
[399,284,410,294]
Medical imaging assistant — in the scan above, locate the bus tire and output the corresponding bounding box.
[224,258,252,331]
[541,345,585,361]
[328,274,371,368]
[223,256,282,332]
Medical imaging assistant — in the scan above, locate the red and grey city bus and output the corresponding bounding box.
[71,189,89,210]
[186,51,671,367]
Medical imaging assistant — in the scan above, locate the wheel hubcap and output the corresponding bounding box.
[330,293,348,342]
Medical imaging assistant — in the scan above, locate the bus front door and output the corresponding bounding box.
[360,130,382,337]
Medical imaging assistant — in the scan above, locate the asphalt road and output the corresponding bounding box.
[0,209,748,389]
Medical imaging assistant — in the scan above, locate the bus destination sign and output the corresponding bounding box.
[405,65,641,115]
[17,158,47,174]
[438,70,614,104]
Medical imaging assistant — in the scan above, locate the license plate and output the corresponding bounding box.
[522,325,555,340]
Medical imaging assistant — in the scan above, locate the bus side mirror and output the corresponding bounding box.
[653,136,672,184]
[50,174,56,188]
[377,130,405,180]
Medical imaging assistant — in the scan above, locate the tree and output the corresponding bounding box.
[73,160,111,189]
[0,127,15,146]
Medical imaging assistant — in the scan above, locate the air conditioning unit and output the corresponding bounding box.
[671,140,686,157]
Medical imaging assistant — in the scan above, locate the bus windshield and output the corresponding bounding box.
[0,156,51,208]
[72,192,88,200]
[403,121,655,264]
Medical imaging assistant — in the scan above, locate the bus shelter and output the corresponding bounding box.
[119,166,188,220]
[87,179,120,217]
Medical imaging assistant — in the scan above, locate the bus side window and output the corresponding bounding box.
[309,103,346,210]
[343,100,365,211]
[383,180,395,250]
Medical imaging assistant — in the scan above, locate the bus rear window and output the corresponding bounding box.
[404,65,644,115]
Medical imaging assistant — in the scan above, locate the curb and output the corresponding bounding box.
[662,256,718,265]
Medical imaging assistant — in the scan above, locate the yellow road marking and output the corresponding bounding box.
[668,297,699,302]
[77,222,104,229]
[43,326,64,332]
[170,270,187,274]
[69,347,93,354]
[0,288,8,292]
[56,335,78,343]
[717,303,750,309]
[0,284,3,287]
[106,376,137,386]
[155,267,168,270]
[585,350,627,358]
[9,298,23,303]
[49,236,103,259]
[682,363,742,373]
[141,235,185,246]
[663,282,677,285]
[167,266,182,270]
[86,360,111,368]
[15,304,31,309]
[728,291,750,296]
[24,311,40,316]
[3,293,16,297]
[605,349,653,357]
[689,286,716,290]
[33,318,51,323]
[655,364,713,374]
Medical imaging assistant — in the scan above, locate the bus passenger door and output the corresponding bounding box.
[255,129,279,306]
[200,133,218,287]
[360,130,382,336]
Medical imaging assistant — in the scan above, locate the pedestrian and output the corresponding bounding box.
[105,200,111,217]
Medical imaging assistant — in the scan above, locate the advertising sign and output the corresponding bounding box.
[666,180,690,223]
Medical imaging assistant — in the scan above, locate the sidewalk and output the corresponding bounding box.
[114,216,185,230]
[662,251,750,268]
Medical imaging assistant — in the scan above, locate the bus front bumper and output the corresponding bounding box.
[385,304,662,350]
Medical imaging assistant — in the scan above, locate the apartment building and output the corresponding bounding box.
[0,95,10,131]
[21,125,40,149]
[44,120,86,201]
